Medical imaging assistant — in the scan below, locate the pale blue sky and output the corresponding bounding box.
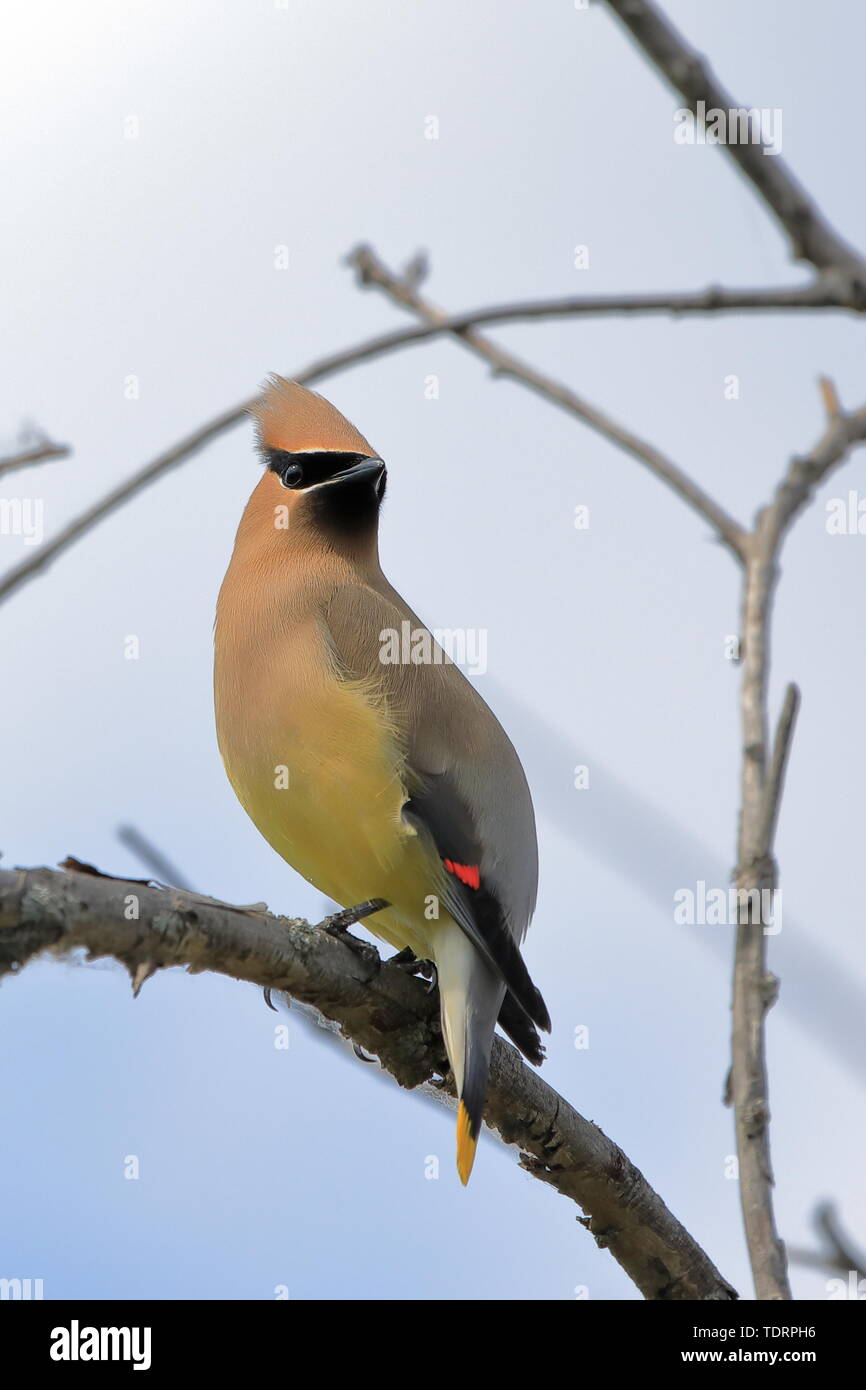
[2,0,864,1299]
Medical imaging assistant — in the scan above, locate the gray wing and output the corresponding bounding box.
[323,578,548,1043]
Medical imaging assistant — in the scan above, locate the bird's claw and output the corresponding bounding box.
[389,949,437,992]
[317,897,388,932]
[390,947,419,971]
[316,899,388,963]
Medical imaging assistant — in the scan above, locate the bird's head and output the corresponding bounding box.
[250,377,386,539]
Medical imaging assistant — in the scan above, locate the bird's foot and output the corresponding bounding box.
[389,947,419,970]
[389,948,437,992]
[317,898,388,932]
[317,898,388,963]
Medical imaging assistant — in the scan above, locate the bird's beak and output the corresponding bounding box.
[317,457,385,489]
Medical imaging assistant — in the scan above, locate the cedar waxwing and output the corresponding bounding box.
[214,377,549,1182]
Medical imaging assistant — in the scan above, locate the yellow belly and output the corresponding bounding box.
[217,670,440,961]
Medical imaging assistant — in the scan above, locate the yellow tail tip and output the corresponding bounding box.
[456,1101,479,1185]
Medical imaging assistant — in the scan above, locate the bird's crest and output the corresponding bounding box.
[251,376,376,457]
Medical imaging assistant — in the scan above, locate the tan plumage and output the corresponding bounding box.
[214,377,549,1182]
[253,376,376,457]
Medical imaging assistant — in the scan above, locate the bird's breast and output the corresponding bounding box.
[214,606,423,937]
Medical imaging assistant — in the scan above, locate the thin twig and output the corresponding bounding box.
[0,440,70,479]
[817,1202,858,1267]
[766,391,866,544]
[788,1203,866,1280]
[0,861,736,1301]
[756,685,800,857]
[116,824,194,892]
[424,279,856,321]
[349,244,748,561]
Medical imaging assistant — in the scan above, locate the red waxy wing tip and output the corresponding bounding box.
[443,859,480,891]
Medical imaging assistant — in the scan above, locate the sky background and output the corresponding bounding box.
[2,0,864,1300]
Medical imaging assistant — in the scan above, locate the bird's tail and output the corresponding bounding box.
[435,930,505,1185]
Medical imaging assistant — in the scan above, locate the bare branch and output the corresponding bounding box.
[730,669,799,1301]
[730,384,866,1298]
[0,440,70,479]
[430,279,857,321]
[732,539,791,1299]
[604,0,866,303]
[0,862,736,1301]
[349,244,749,561]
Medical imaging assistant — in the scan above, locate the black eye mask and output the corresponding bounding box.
[265,449,380,490]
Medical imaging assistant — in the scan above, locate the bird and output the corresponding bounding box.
[214,377,549,1182]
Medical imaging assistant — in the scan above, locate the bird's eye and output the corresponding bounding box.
[280,463,304,489]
